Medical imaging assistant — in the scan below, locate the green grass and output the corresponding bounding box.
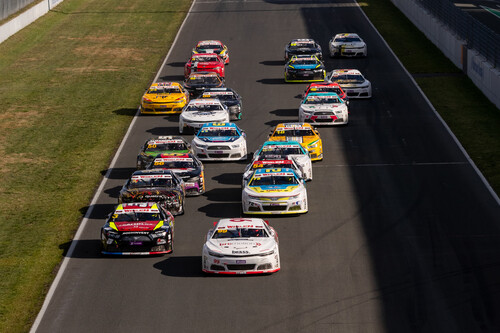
[0,0,192,331]
[360,0,500,194]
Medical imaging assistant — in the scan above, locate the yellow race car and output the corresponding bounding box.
[268,123,323,161]
[140,82,189,115]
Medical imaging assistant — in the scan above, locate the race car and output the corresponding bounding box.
[202,218,280,275]
[178,98,229,134]
[136,136,191,170]
[119,169,185,215]
[147,153,205,196]
[184,71,225,98]
[284,38,322,62]
[184,53,225,79]
[252,141,312,181]
[268,123,323,161]
[191,123,247,161]
[303,82,349,109]
[192,40,229,64]
[299,92,349,126]
[242,157,304,187]
[329,33,367,57]
[140,82,189,115]
[285,55,326,83]
[101,202,174,255]
[328,69,372,98]
[242,168,308,215]
[201,87,242,120]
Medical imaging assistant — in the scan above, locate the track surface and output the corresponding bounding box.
[34,1,500,332]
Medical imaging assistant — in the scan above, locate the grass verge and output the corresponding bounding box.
[360,0,500,194]
[0,0,192,331]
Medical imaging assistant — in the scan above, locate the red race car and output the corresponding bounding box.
[303,82,350,109]
[184,53,225,79]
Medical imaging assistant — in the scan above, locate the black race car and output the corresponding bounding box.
[147,153,205,196]
[136,136,191,170]
[284,38,322,62]
[184,71,225,98]
[101,202,174,255]
[119,169,185,215]
[201,87,242,120]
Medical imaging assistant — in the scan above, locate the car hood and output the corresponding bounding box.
[189,61,222,68]
[206,238,276,256]
[168,168,201,178]
[181,111,227,121]
[120,188,180,201]
[113,221,159,232]
[245,184,302,195]
[301,104,347,112]
[332,41,365,48]
[195,136,239,143]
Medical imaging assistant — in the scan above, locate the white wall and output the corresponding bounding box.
[0,0,64,44]
[391,0,500,109]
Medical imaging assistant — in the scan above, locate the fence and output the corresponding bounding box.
[0,0,39,21]
[416,0,500,68]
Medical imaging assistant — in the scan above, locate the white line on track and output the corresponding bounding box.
[355,0,500,206]
[29,1,198,332]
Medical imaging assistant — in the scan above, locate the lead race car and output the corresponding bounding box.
[202,218,280,275]
[329,33,367,57]
[178,98,229,134]
[191,122,247,161]
[119,169,185,216]
[192,40,229,64]
[284,38,322,62]
[147,153,205,196]
[299,92,349,126]
[252,141,312,181]
[242,168,308,215]
[101,202,174,255]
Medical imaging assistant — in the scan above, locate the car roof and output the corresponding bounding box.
[150,81,181,88]
[262,140,302,147]
[188,98,222,105]
[335,33,360,38]
[131,169,175,176]
[147,136,187,144]
[275,122,314,129]
[331,69,362,75]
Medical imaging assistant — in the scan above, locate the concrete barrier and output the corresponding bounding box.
[391,0,500,109]
[0,0,63,44]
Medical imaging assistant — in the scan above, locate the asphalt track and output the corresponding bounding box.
[32,0,500,332]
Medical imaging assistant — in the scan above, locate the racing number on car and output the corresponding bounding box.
[154,161,164,166]
[276,130,285,135]
[148,144,157,149]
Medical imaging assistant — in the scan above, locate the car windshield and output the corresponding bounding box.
[152,160,197,169]
[304,96,342,104]
[192,55,219,62]
[127,177,173,189]
[145,143,187,152]
[250,175,298,186]
[198,129,239,137]
[212,228,268,239]
[261,147,303,156]
[290,42,315,50]
[291,59,319,65]
[310,86,342,94]
[197,45,223,52]
[185,104,223,112]
[335,37,361,43]
[147,87,181,94]
[330,74,365,84]
[274,129,315,137]
[188,76,221,85]
[111,212,161,222]
[252,162,293,170]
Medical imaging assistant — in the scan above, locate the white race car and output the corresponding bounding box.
[329,33,367,57]
[202,218,280,275]
[299,92,349,125]
[252,141,312,181]
[242,168,308,215]
[191,122,247,161]
[178,98,229,133]
[328,69,372,98]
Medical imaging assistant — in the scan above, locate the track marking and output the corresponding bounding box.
[29,1,198,332]
[313,161,469,168]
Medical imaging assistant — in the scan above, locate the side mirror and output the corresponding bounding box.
[213,221,217,227]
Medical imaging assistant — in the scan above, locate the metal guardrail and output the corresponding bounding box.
[0,0,37,21]
[417,0,500,67]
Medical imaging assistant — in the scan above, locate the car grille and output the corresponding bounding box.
[226,264,256,270]
[121,235,151,242]
[208,153,230,158]
[314,111,333,115]
[263,205,287,211]
[315,118,334,123]
[207,146,230,150]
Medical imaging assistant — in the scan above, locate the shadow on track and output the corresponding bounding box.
[153,256,204,277]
